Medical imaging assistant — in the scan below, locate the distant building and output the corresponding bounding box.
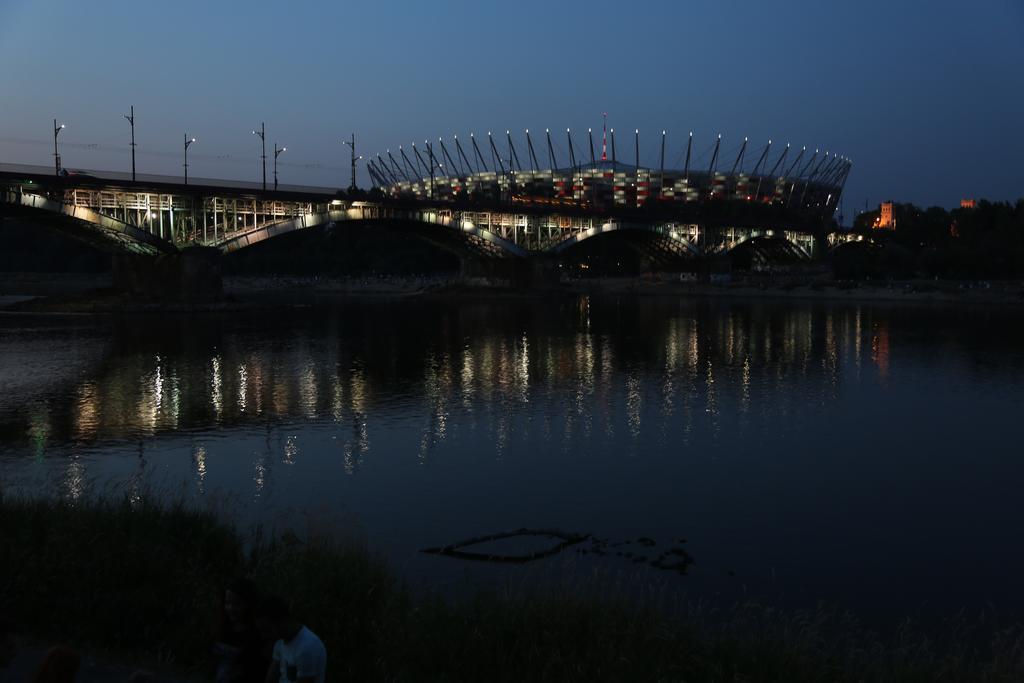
[960,198,976,209]
[872,201,895,230]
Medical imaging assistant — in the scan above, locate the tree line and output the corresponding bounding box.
[844,199,1024,279]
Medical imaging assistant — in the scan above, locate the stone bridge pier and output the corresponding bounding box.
[112,246,222,301]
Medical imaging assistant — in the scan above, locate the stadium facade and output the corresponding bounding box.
[367,130,851,222]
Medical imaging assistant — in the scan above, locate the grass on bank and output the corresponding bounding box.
[1,493,1022,682]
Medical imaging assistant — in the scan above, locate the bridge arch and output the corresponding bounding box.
[725,234,814,271]
[216,203,526,259]
[2,189,176,255]
[721,231,814,260]
[549,221,700,257]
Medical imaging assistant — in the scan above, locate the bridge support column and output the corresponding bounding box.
[112,246,222,300]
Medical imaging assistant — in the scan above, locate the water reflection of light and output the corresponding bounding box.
[517,333,530,403]
[211,355,223,419]
[254,457,267,496]
[575,333,594,438]
[423,355,450,445]
[64,457,86,500]
[356,414,370,456]
[343,440,356,474]
[740,356,751,415]
[238,364,248,413]
[153,356,164,412]
[272,379,289,416]
[137,356,164,433]
[705,359,719,438]
[601,336,615,438]
[824,313,840,393]
[626,373,642,439]
[73,382,99,442]
[193,445,207,494]
[300,363,318,418]
[167,371,181,429]
[854,308,863,377]
[495,409,509,459]
[331,378,344,422]
[284,435,298,465]
[349,367,367,414]
[28,404,51,460]
[461,346,475,409]
[248,358,264,414]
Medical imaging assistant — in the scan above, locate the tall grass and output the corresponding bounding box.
[1,492,1022,682]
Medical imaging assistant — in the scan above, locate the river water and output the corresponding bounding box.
[2,295,1023,623]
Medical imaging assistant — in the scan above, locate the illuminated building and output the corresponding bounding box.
[872,201,895,230]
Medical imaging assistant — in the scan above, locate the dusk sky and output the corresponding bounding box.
[1,0,1021,217]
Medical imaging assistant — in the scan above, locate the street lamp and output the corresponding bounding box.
[53,119,66,176]
[273,144,286,191]
[184,134,196,185]
[342,133,359,192]
[252,122,266,191]
[123,105,136,182]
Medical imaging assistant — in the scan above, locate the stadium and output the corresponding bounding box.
[367,127,850,220]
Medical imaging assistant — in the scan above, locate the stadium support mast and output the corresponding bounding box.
[601,113,608,161]
[785,147,805,178]
[470,134,489,173]
[752,140,772,176]
[506,130,522,172]
[753,141,772,199]
[425,142,436,197]
[388,150,408,181]
[588,128,595,164]
[399,146,417,179]
[731,137,748,175]
[768,143,790,177]
[488,133,505,174]
[659,130,666,175]
[546,129,557,169]
[525,130,540,171]
[439,138,459,176]
[684,132,693,182]
[411,143,429,176]
[709,134,721,174]
[454,136,474,175]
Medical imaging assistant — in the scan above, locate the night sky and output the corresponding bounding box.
[1,0,1021,218]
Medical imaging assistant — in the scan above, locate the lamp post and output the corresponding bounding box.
[123,106,136,181]
[252,122,266,191]
[184,134,196,185]
[273,144,286,191]
[342,133,359,192]
[53,119,66,176]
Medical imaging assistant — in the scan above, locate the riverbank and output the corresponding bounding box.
[2,272,1023,314]
[568,274,1024,306]
[1,493,1020,682]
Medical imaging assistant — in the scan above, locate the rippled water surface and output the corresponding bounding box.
[2,296,1023,620]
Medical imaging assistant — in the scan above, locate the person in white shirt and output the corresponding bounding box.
[254,595,327,683]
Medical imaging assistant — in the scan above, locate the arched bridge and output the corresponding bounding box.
[1,161,847,263]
